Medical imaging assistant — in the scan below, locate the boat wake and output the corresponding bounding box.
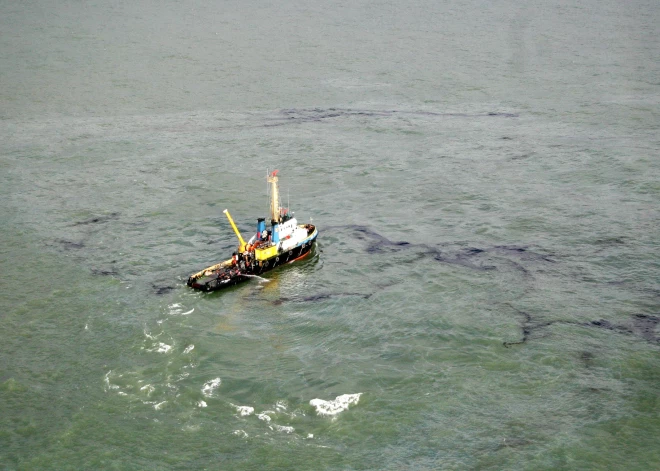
[243,274,271,283]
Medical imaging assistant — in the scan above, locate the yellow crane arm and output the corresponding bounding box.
[223,209,247,252]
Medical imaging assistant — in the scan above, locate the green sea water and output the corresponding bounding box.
[1,1,659,469]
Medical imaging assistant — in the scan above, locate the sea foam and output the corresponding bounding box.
[310,393,362,417]
[231,404,254,416]
[201,378,222,397]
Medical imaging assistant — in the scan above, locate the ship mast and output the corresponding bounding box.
[267,170,280,223]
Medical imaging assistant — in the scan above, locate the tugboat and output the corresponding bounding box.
[187,170,318,292]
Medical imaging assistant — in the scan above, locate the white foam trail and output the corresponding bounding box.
[230,404,254,416]
[148,342,172,353]
[201,378,221,397]
[143,328,158,340]
[275,400,288,411]
[183,345,194,354]
[154,401,167,410]
[140,384,155,396]
[257,412,272,423]
[158,342,172,353]
[310,393,362,417]
[243,274,270,282]
[167,303,193,316]
[168,303,186,315]
[104,371,119,390]
[273,424,295,434]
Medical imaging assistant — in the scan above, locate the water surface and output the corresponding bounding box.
[1,1,659,469]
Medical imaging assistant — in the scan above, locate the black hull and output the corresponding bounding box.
[187,240,316,292]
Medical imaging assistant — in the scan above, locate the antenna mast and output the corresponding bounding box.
[267,170,280,223]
